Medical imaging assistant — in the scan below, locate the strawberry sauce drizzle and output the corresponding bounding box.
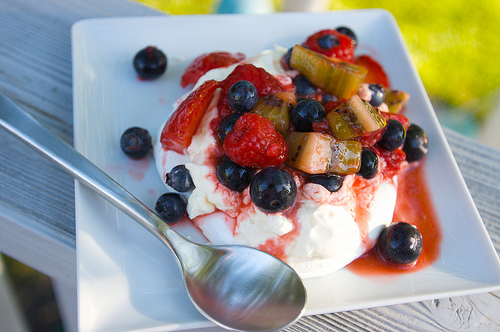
[351,176,377,249]
[257,200,303,260]
[347,162,442,275]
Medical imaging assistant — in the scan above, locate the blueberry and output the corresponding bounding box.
[155,193,187,223]
[368,84,385,107]
[217,155,253,192]
[321,94,337,104]
[291,98,326,132]
[308,174,343,192]
[358,149,378,179]
[250,168,297,213]
[318,34,340,49]
[218,113,243,142]
[293,75,317,97]
[377,222,423,264]
[166,165,194,192]
[227,80,258,113]
[403,124,429,162]
[133,46,167,80]
[377,119,406,151]
[336,26,357,47]
[120,127,152,159]
[282,47,293,70]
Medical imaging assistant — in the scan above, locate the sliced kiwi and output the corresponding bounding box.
[289,44,367,100]
[252,92,295,132]
[326,94,386,140]
[283,132,362,175]
[283,132,332,174]
[384,89,410,114]
[329,140,362,174]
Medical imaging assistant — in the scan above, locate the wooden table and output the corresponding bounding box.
[1,0,499,330]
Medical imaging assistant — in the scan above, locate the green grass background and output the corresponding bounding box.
[137,0,499,122]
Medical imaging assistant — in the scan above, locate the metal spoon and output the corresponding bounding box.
[0,93,306,332]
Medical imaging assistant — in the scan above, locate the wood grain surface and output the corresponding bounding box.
[0,0,499,330]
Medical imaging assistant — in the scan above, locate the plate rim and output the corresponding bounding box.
[72,9,500,332]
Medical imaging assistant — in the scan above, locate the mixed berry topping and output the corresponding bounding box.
[317,34,340,50]
[303,29,356,62]
[320,94,338,104]
[358,149,378,179]
[291,99,326,132]
[133,46,167,80]
[166,165,194,192]
[281,47,294,71]
[218,64,285,120]
[155,26,430,215]
[218,113,243,142]
[293,75,317,98]
[217,155,253,192]
[250,167,297,213]
[377,222,423,265]
[335,26,357,48]
[155,193,187,223]
[377,119,406,151]
[307,174,343,192]
[403,124,429,162]
[223,113,289,168]
[120,127,152,159]
[180,51,245,88]
[227,80,258,113]
[252,92,295,133]
[141,26,435,268]
[161,80,220,154]
[367,83,385,107]
[355,55,390,88]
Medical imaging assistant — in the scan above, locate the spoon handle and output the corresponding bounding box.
[0,93,187,256]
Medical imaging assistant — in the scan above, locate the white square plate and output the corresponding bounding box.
[72,10,500,332]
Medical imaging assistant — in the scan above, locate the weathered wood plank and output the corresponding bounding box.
[0,0,163,285]
[0,0,499,331]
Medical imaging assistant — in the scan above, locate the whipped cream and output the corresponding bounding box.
[154,49,398,279]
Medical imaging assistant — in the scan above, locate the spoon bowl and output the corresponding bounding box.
[0,93,306,332]
[182,245,306,331]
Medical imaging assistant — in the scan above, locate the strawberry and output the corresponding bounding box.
[217,63,286,120]
[303,29,356,63]
[160,79,220,154]
[224,113,289,168]
[222,64,284,98]
[180,51,245,88]
[355,55,391,88]
[383,111,409,130]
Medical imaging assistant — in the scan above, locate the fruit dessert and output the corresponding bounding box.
[126,27,436,279]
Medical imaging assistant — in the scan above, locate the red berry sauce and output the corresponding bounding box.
[347,161,442,275]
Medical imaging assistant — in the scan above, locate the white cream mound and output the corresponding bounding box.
[154,49,398,279]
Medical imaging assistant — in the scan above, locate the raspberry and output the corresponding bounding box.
[373,145,406,178]
[304,29,355,63]
[224,113,289,168]
[180,51,245,88]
